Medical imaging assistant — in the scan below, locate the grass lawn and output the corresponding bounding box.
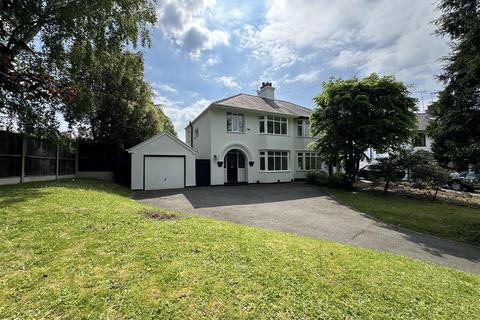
[1,180,479,319]
[326,187,480,246]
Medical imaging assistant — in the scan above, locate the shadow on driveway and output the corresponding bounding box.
[133,182,480,273]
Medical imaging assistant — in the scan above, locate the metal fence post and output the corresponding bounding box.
[20,135,26,183]
[75,142,79,177]
[56,144,59,181]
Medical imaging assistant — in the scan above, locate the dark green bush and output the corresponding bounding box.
[306,171,346,187]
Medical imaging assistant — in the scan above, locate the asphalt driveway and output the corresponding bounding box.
[134,182,480,273]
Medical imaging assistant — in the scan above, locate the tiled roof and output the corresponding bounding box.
[213,93,312,117]
[416,113,431,131]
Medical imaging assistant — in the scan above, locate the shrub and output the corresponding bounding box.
[305,171,346,187]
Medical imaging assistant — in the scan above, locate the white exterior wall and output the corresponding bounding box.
[130,135,196,190]
[190,111,211,159]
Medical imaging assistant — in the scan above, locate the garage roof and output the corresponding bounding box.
[127,132,197,154]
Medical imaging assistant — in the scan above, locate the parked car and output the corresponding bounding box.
[358,165,405,181]
[448,171,480,192]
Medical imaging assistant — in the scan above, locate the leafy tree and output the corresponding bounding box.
[410,151,450,201]
[311,74,417,186]
[428,0,480,170]
[0,0,156,137]
[67,48,175,147]
[371,148,413,194]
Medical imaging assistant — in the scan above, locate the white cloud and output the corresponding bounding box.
[216,76,241,88]
[285,70,321,83]
[152,83,178,94]
[238,0,449,93]
[161,99,212,141]
[156,0,229,58]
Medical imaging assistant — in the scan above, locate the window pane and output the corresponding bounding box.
[298,156,303,170]
[275,156,281,171]
[281,118,287,123]
[238,153,245,168]
[268,156,274,170]
[282,156,288,170]
[268,151,274,156]
[305,122,310,137]
[297,124,303,136]
[275,151,280,156]
[260,151,265,155]
[238,114,244,132]
[267,116,273,120]
[305,155,311,170]
[232,114,238,131]
[281,151,288,156]
[267,119,274,133]
[274,121,280,134]
[260,157,265,170]
[281,122,287,135]
[227,113,232,131]
[259,117,264,133]
[316,157,322,171]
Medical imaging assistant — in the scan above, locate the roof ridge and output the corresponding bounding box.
[238,92,311,111]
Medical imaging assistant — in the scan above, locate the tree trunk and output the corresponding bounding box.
[432,187,439,201]
[384,180,390,194]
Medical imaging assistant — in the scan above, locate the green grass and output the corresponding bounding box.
[0,180,479,319]
[326,187,480,246]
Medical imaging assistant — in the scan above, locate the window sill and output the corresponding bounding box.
[259,170,291,173]
[226,131,246,134]
[258,133,290,137]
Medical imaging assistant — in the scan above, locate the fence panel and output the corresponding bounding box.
[0,131,22,178]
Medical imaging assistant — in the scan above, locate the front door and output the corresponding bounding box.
[226,152,238,183]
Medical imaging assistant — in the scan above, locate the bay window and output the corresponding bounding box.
[227,112,244,133]
[297,152,322,171]
[259,116,288,135]
[296,119,310,137]
[260,151,289,171]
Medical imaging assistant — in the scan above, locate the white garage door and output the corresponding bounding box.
[144,156,184,190]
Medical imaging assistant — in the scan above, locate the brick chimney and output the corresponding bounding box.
[257,82,275,100]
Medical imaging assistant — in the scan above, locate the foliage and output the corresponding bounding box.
[370,148,414,193]
[1,179,479,318]
[327,187,480,246]
[311,74,417,186]
[306,171,346,187]
[66,48,175,146]
[410,151,451,201]
[428,0,480,170]
[0,0,156,138]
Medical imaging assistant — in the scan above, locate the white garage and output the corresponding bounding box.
[127,132,197,190]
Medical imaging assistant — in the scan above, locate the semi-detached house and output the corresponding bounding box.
[185,82,321,186]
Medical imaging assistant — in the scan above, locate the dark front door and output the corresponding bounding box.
[226,152,238,183]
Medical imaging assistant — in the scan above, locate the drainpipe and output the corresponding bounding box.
[188,121,194,147]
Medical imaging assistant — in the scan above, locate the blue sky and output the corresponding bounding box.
[143,0,449,140]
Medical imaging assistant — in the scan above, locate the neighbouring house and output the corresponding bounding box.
[185,82,320,186]
[361,112,434,167]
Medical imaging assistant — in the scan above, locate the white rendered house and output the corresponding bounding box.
[185,82,320,186]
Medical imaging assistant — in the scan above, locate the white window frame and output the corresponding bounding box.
[259,150,289,172]
[227,112,244,133]
[259,116,288,135]
[297,151,321,171]
[296,119,310,137]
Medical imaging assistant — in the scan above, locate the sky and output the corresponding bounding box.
[143,0,450,141]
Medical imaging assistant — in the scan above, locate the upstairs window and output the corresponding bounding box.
[297,119,310,137]
[227,112,244,133]
[259,116,288,135]
[194,128,199,138]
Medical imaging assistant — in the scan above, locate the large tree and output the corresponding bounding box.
[66,45,175,147]
[0,0,156,137]
[428,0,480,169]
[311,74,417,186]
